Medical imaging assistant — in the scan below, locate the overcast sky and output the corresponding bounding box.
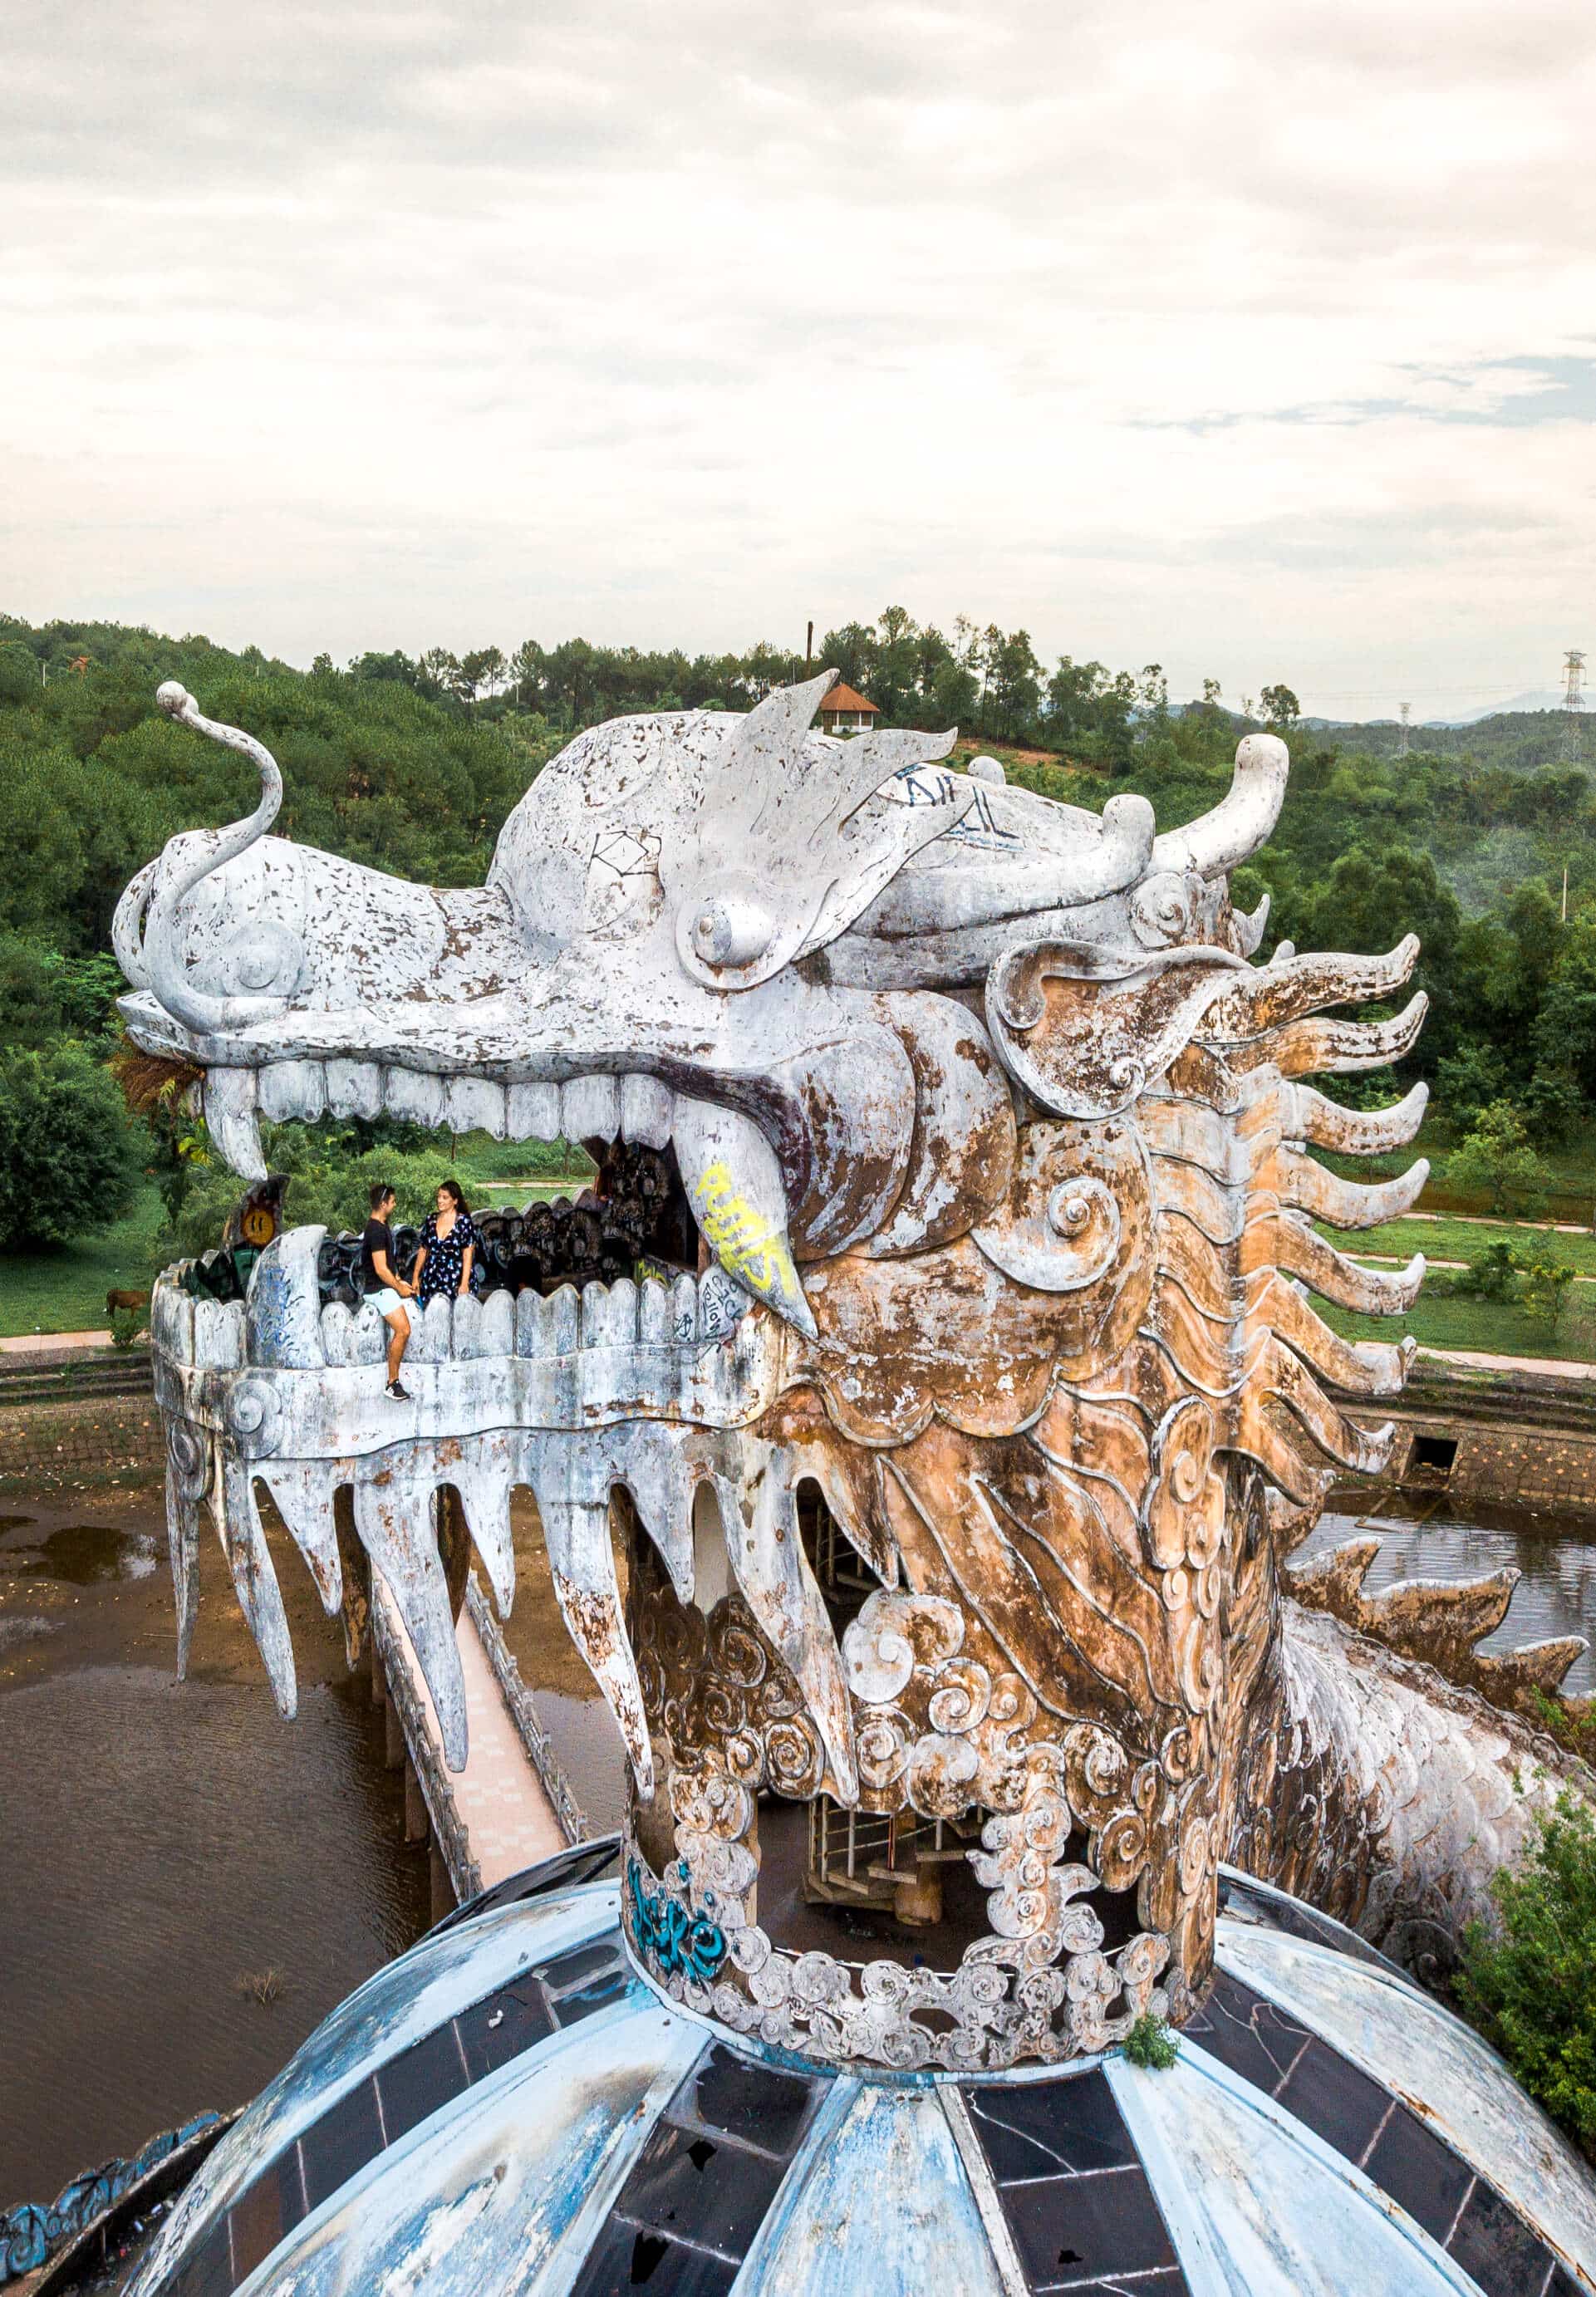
[5,2,1594,717]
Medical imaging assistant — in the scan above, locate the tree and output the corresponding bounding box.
[0,1042,146,1247]
[1260,683,1300,729]
[982,628,1042,743]
[459,645,508,701]
[1456,1794,1596,2155]
[1520,1253,1577,1333]
[1447,1099,1549,1215]
[1435,1038,1508,1132]
[1535,917,1596,1103]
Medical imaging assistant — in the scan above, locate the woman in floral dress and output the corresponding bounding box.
[413,1180,482,1307]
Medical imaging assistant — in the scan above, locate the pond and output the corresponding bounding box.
[1297,1487,1596,1695]
[0,1486,431,2208]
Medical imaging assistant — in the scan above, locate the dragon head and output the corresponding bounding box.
[119,671,1427,2069]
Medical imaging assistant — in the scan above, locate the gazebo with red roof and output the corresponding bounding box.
[818,680,881,737]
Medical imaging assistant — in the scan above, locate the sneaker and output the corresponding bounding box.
[385,1378,413,1401]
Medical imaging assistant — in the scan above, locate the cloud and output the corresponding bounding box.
[2,0,1594,718]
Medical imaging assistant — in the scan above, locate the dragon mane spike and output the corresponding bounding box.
[1289,1535,1382,1611]
[1286,1079,1428,1156]
[1152,731,1289,880]
[1205,937,1420,1042]
[1274,1219,1426,1315]
[1281,1150,1429,1229]
[1229,991,1429,1080]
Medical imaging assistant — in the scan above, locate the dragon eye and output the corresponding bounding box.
[690,892,773,971]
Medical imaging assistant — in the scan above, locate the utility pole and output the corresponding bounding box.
[805,621,813,670]
[1398,701,1411,758]
[1563,649,1586,763]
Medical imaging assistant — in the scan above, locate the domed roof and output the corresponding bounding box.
[128,1868,1594,2297]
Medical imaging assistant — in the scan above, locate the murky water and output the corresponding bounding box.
[0,1491,430,2207]
[1297,1490,1596,1693]
[533,1686,627,1837]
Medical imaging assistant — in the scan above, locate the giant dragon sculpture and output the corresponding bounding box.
[115,671,1593,2079]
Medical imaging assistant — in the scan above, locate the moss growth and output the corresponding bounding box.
[1122,2013,1178,2071]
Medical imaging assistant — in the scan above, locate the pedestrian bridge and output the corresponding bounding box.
[370,1568,589,1919]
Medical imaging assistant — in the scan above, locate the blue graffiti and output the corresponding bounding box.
[628,1859,728,1984]
[1,2113,222,2286]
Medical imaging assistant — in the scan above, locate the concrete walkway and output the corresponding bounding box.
[1419,1344,1596,1382]
[376,1583,568,1887]
[0,1328,117,1353]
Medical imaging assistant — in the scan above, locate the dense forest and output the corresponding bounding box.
[2,606,1594,1252]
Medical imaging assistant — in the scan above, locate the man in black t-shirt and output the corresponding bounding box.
[361,1181,416,1400]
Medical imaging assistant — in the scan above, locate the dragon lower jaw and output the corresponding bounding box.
[151,1217,864,1799]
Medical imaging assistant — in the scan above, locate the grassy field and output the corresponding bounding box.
[1,1148,594,1337]
[1319,1284,1596,1362]
[0,1188,166,1338]
[1321,1215,1596,1276]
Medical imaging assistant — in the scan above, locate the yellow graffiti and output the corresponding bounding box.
[690,1161,799,1303]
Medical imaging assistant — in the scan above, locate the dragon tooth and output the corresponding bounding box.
[607,1434,695,1604]
[536,1487,655,1795]
[258,1059,327,1124]
[443,1076,507,1136]
[548,1283,581,1355]
[166,1467,200,1676]
[514,1287,551,1357]
[246,1225,328,1368]
[712,1470,857,1799]
[669,1274,697,1344]
[480,1288,513,1356]
[321,1301,354,1366]
[452,1293,485,1358]
[562,1073,620,1141]
[353,1461,469,1770]
[638,1277,670,1347]
[408,1294,451,1363]
[697,1264,753,1340]
[210,1455,298,1719]
[204,1067,265,1182]
[325,1058,383,1119]
[449,1445,516,1616]
[259,1460,344,1615]
[582,1277,636,1349]
[671,1097,816,1338]
[621,1073,675,1147]
[383,1066,445,1126]
[506,1082,561,1140]
[192,1298,245,1371]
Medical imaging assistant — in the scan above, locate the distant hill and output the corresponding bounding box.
[1431,690,1581,728]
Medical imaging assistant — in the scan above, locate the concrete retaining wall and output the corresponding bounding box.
[0,1389,164,1489]
[1356,1357,1596,1517]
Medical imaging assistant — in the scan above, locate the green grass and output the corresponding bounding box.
[1319,1285,1596,1363]
[0,1153,594,1337]
[0,1186,166,1337]
[1320,1215,1596,1276]
[1319,1118,1596,1225]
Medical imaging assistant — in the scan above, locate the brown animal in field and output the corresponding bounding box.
[106,1288,150,1315]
